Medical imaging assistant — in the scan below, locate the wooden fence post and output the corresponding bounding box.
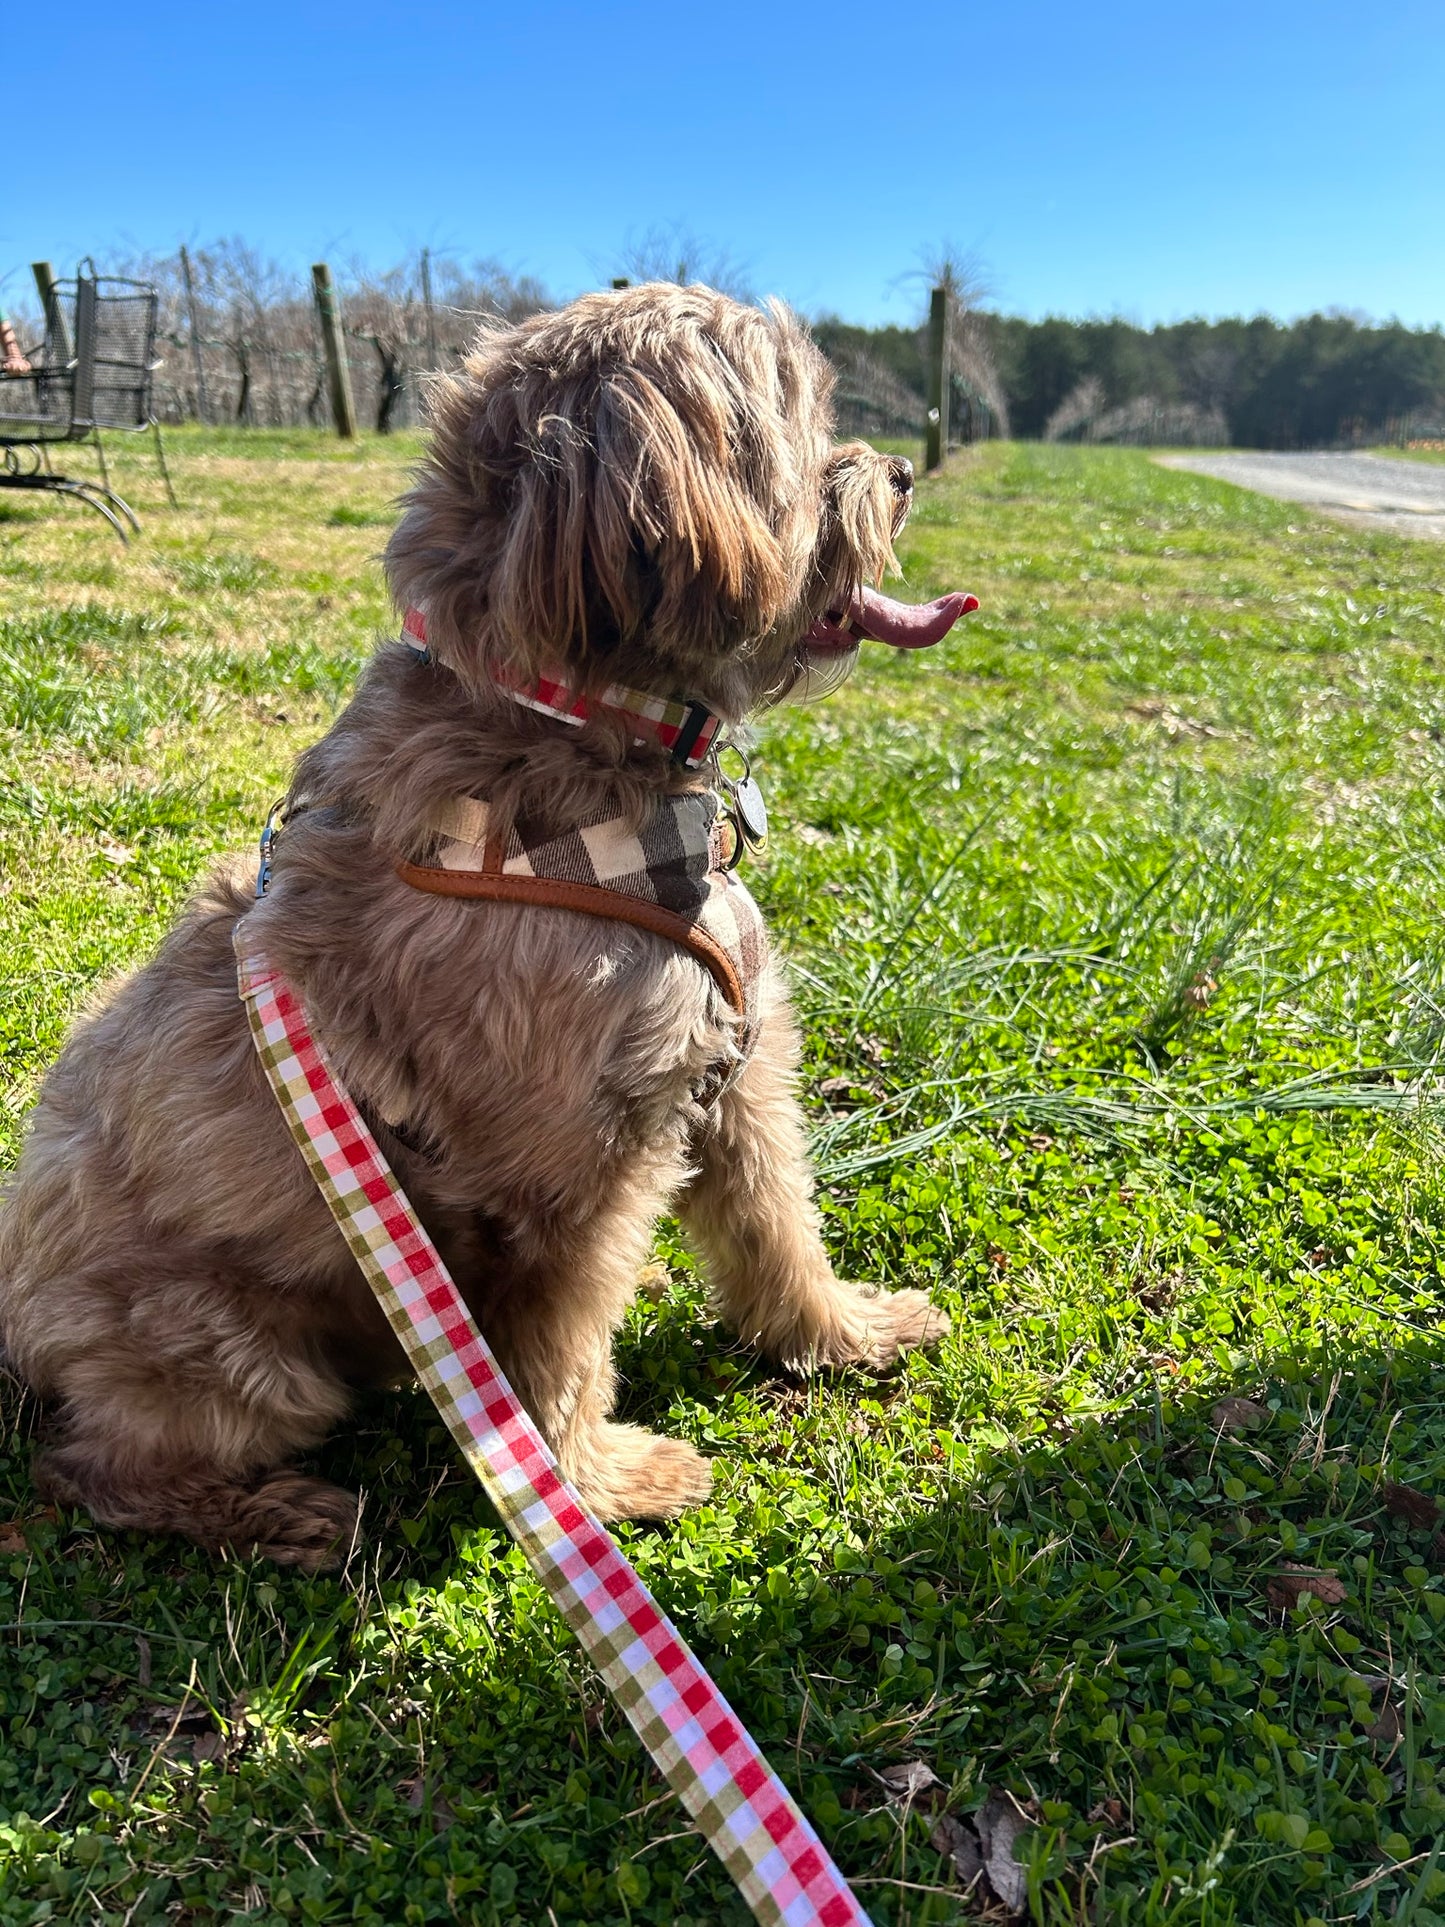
[31,261,72,364]
[925,285,949,472]
[311,262,356,440]
[178,245,211,425]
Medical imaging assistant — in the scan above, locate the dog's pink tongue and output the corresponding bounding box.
[853,586,978,647]
[806,587,979,651]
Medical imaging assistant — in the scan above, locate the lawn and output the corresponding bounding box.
[1372,446,1445,464]
[3,429,1445,1926]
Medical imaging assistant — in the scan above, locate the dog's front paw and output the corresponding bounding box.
[787,1284,950,1374]
[569,1425,714,1521]
[856,1285,950,1368]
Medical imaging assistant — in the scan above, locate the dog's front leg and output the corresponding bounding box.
[478,1193,714,1521]
[679,974,950,1371]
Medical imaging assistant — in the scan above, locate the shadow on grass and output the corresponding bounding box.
[4,1303,1445,1924]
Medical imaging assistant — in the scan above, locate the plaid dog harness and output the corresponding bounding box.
[396,605,769,1079]
[397,788,769,1066]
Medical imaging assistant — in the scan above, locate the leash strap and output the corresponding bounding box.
[235,936,871,1927]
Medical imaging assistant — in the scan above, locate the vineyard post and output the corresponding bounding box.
[311,263,356,439]
[178,246,211,424]
[31,262,72,364]
[925,285,949,471]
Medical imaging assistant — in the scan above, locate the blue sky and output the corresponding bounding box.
[5,0,1440,329]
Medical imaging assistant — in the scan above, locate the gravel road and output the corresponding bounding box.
[1154,451,1445,539]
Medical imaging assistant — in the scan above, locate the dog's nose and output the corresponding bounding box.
[889,456,914,496]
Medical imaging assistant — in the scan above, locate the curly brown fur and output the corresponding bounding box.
[0,283,947,1571]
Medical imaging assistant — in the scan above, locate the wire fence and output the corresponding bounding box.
[5,246,553,436]
[5,247,1007,450]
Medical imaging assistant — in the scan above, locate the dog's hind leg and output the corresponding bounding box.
[680,981,950,1372]
[37,1437,359,1571]
[21,1262,361,1571]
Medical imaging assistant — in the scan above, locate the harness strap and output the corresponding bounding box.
[394,858,748,1015]
[234,933,870,1927]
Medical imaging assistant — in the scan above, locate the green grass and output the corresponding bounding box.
[1370,445,1445,464]
[3,431,1445,1925]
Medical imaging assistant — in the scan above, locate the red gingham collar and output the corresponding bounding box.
[401,607,725,770]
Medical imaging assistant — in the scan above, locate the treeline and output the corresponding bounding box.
[814,311,1445,448]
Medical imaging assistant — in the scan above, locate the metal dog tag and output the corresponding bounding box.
[731,774,769,849]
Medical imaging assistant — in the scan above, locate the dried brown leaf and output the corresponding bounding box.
[933,1789,1035,1916]
[144,1703,215,1739]
[1183,974,1217,1011]
[397,1771,456,1831]
[1383,1482,1442,1530]
[977,1789,1034,1914]
[1366,1702,1403,1744]
[635,1263,670,1305]
[0,1505,57,1553]
[1265,1565,1347,1609]
[931,1811,984,1887]
[1211,1397,1268,1435]
[875,1759,942,1804]
[1087,1798,1126,1827]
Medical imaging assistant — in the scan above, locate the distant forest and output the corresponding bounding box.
[813,311,1445,449]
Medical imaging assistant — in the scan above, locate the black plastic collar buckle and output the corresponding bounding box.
[670,699,713,768]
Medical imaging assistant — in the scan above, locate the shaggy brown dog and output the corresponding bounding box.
[0,285,957,1570]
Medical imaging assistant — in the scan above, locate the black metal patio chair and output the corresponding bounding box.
[0,266,176,542]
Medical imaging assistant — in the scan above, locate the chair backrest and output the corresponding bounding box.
[0,270,161,442]
[74,275,161,431]
[0,280,77,435]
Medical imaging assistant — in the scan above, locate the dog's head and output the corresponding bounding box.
[387,283,956,720]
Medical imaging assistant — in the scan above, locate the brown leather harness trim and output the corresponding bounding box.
[394,859,747,1016]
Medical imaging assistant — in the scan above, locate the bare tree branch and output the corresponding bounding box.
[610,225,754,301]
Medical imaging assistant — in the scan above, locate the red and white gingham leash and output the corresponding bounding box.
[235,936,872,1927]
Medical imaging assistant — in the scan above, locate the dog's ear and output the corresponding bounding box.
[810,442,903,612]
[386,293,830,692]
[494,361,799,671]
